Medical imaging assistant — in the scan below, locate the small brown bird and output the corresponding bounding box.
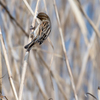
[24,12,51,51]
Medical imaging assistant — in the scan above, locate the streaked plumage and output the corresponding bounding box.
[24,12,51,51]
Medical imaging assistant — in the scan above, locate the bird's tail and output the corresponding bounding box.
[24,40,35,51]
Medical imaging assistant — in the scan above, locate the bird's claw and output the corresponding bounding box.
[30,25,35,30]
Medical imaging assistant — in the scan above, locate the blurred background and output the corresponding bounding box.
[0,0,100,100]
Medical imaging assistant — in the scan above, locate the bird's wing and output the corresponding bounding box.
[30,20,50,43]
[38,20,50,38]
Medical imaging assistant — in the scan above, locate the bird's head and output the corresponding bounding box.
[37,12,50,21]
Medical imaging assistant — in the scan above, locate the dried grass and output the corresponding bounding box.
[0,0,100,100]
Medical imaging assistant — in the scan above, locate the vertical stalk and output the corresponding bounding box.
[0,43,2,100]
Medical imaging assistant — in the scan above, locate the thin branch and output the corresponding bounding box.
[38,53,68,100]
[22,0,40,24]
[23,0,34,16]
[47,38,54,50]
[33,47,65,60]
[29,52,48,100]
[67,0,88,46]
[43,0,47,13]
[0,1,29,37]
[0,28,18,100]
[18,0,40,100]
[52,0,78,100]
[98,86,100,100]
[77,0,100,39]
[42,0,54,91]
[0,36,2,98]
[0,93,8,100]
[86,92,97,100]
[18,52,29,100]
[76,15,100,93]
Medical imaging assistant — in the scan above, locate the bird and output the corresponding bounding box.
[24,12,51,51]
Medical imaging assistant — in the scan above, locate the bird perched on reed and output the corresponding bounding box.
[24,12,51,51]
